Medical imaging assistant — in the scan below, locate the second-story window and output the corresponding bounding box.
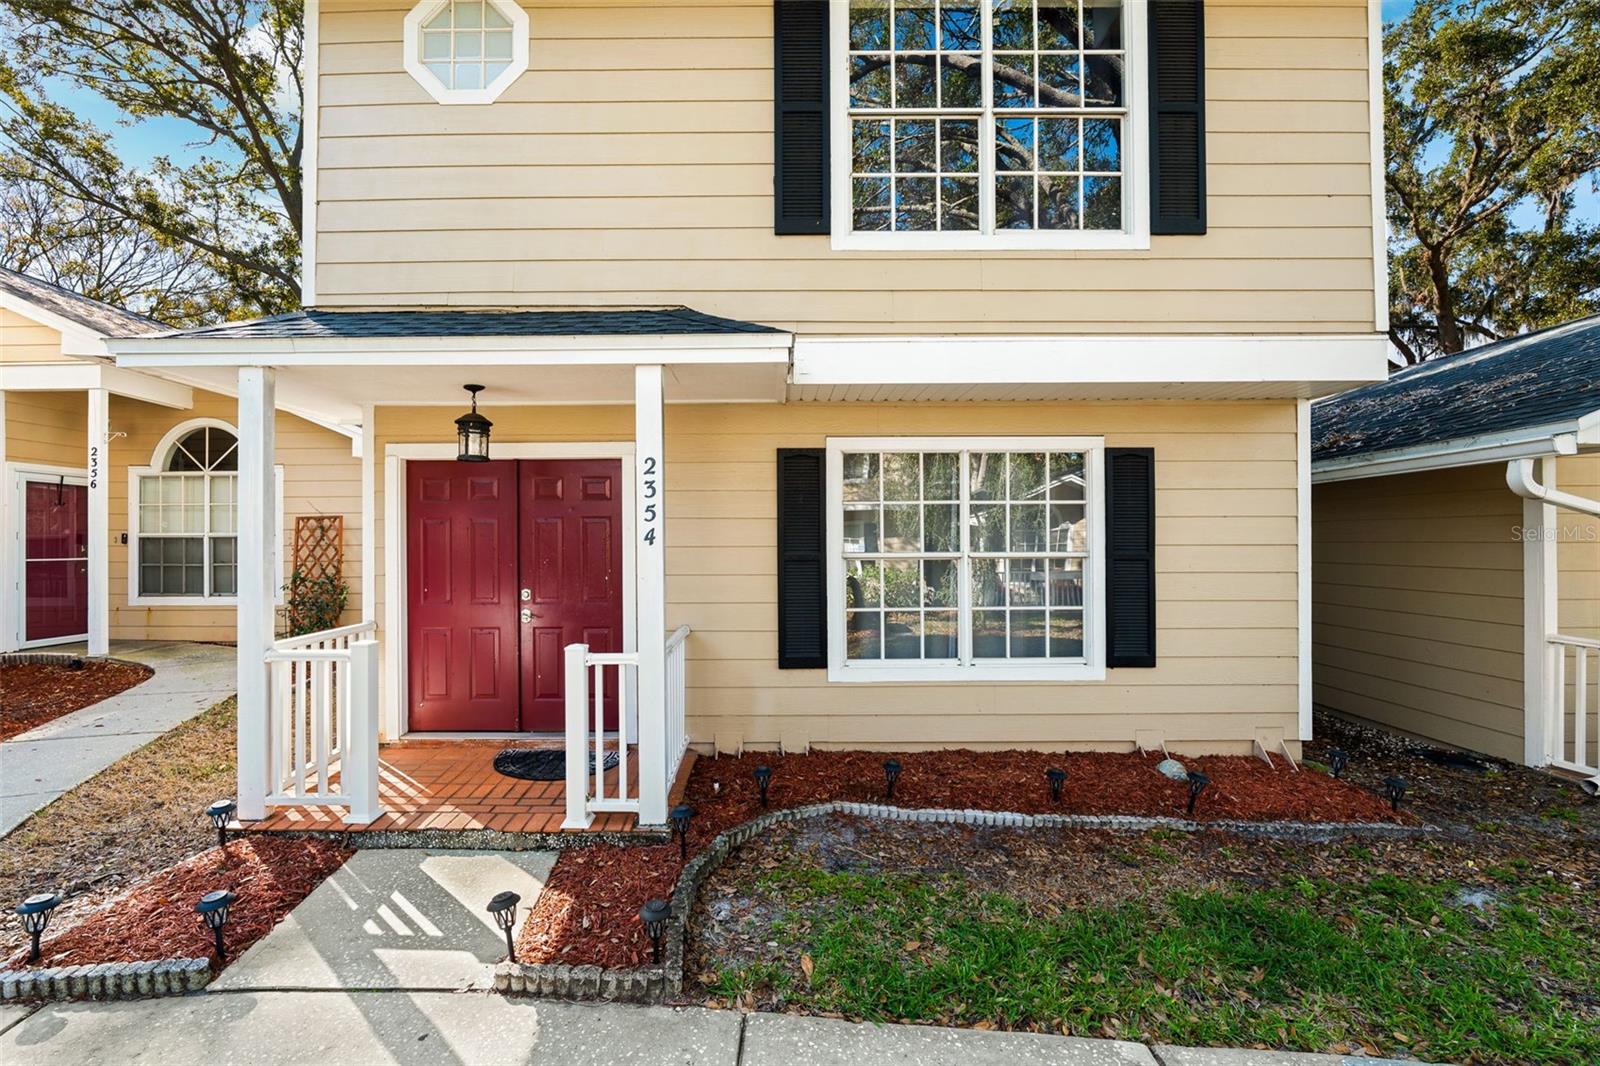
[403,0,529,105]
[833,0,1147,249]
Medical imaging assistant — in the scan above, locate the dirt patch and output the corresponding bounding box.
[0,698,237,961]
[516,744,1404,969]
[0,659,153,741]
[6,836,352,970]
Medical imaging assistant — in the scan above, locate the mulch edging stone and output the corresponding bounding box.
[0,958,211,1002]
[495,800,1433,1004]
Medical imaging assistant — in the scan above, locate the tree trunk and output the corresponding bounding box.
[1426,245,1464,355]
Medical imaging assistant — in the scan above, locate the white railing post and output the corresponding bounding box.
[343,639,381,824]
[634,365,668,825]
[562,642,593,829]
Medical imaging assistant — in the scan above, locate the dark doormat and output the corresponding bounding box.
[493,747,619,782]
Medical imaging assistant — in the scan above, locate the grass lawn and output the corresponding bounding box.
[0,697,237,961]
[695,818,1600,1065]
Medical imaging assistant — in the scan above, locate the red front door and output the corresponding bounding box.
[24,479,89,643]
[405,458,624,732]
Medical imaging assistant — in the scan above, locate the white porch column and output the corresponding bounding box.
[237,368,278,820]
[86,387,110,656]
[634,365,668,825]
[359,404,376,625]
[1522,456,1558,767]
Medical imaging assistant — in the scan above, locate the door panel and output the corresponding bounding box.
[24,480,89,642]
[518,459,624,732]
[406,461,519,731]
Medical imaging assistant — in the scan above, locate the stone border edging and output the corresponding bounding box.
[0,958,211,1002]
[492,801,1431,1004]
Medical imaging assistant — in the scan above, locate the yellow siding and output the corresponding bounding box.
[0,308,75,364]
[1312,463,1526,761]
[5,390,86,465]
[315,0,1377,333]
[373,399,1301,752]
[107,389,365,641]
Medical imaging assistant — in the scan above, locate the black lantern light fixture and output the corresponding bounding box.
[1186,771,1211,816]
[1327,749,1349,779]
[753,765,773,808]
[487,890,521,962]
[1383,775,1408,812]
[207,799,238,850]
[639,898,671,964]
[670,804,695,859]
[882,759,902,801]
[195,890,238,961]
[15,892,62,963]
[455,384,492,462]
[1046,767,1067,803]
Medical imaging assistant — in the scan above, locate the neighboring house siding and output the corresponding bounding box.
[0,308,77,364]
[1312,463,1525,761]
[314,0,1377,334]
[1556,453,1600,642]
[372,399,1301,751]
[108,389,364,642]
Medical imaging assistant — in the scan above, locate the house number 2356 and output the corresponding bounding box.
[641,456,659,546]
[89,445,100,489]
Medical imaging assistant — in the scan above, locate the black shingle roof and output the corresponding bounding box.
[0,267,166,337]
[1312,315,1600,463]
[150,307,785,340]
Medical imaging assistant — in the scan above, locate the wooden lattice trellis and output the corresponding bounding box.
[293,515,344,582]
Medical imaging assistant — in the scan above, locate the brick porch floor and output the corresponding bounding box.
[248,740,647,834]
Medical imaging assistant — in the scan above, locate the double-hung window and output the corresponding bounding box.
[832,0,1147,249]
[827,438,1105,681]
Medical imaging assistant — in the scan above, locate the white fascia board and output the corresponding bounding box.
[109,331,795,368]
[791,334,1390,387]
[0,361,192,408]
[1311,423,1583,484]
[1577,408,1600,445]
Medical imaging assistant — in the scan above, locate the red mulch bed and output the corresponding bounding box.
[6,836,352,971]
[518,748,1406,970]
[0,659,153,741]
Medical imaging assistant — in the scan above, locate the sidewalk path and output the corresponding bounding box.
[0,993,1441,1066]
[0,641,236,835]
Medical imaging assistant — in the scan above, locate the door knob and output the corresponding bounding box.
[520,608,534,624]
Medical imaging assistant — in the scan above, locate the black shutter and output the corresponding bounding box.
[1105,448,1156,668]
[777,449,828,668]
[774,0,830,235]
[1148,1,1206,235]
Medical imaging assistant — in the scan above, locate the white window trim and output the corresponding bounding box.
[828,0,1149,251]
[402,0,530,106]
[826,436,1106,683]
[127,419,285,607]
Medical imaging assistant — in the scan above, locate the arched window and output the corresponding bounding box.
[135,422,240,598]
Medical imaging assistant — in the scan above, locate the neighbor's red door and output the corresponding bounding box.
[519,460,624,732]
[406,461,520,731]
[24,480,89,642]
[406,458,624,732]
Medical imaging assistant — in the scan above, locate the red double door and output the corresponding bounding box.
[406,459,623,732]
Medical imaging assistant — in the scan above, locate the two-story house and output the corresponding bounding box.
[109,0,1390,831]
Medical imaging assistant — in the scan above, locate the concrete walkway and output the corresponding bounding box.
[0,994,1442,1066]
[0,641,236,836]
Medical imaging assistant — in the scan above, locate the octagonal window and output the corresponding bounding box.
[404,0,528,104]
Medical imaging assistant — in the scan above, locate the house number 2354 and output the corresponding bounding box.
[641,456,659,546]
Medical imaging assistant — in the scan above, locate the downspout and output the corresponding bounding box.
[1508,457,1600,793]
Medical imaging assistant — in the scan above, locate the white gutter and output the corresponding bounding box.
[1312,424,1580,483]
[1507,458,1600,517]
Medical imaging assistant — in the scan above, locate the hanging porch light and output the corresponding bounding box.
[455,384,492,462]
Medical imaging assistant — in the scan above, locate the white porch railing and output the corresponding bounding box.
[562,626,691,829]
[263,621,381,823]
[1548,634,1600,777]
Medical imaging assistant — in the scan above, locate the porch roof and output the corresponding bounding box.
[139,306,785,341]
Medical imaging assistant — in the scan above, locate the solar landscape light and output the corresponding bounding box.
[15,892,62,963]
[670,804,695,860]
[1046,767,1067,803]
[1327,749,1349,779]
[207,799,238,849]
[195,890,237,961]
[1185,771,1211,816]
[882,758,902,801]
[639,898,671,964]
[753,765,772,808]
[1383,776,1409,812]
[487,890,521,962]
